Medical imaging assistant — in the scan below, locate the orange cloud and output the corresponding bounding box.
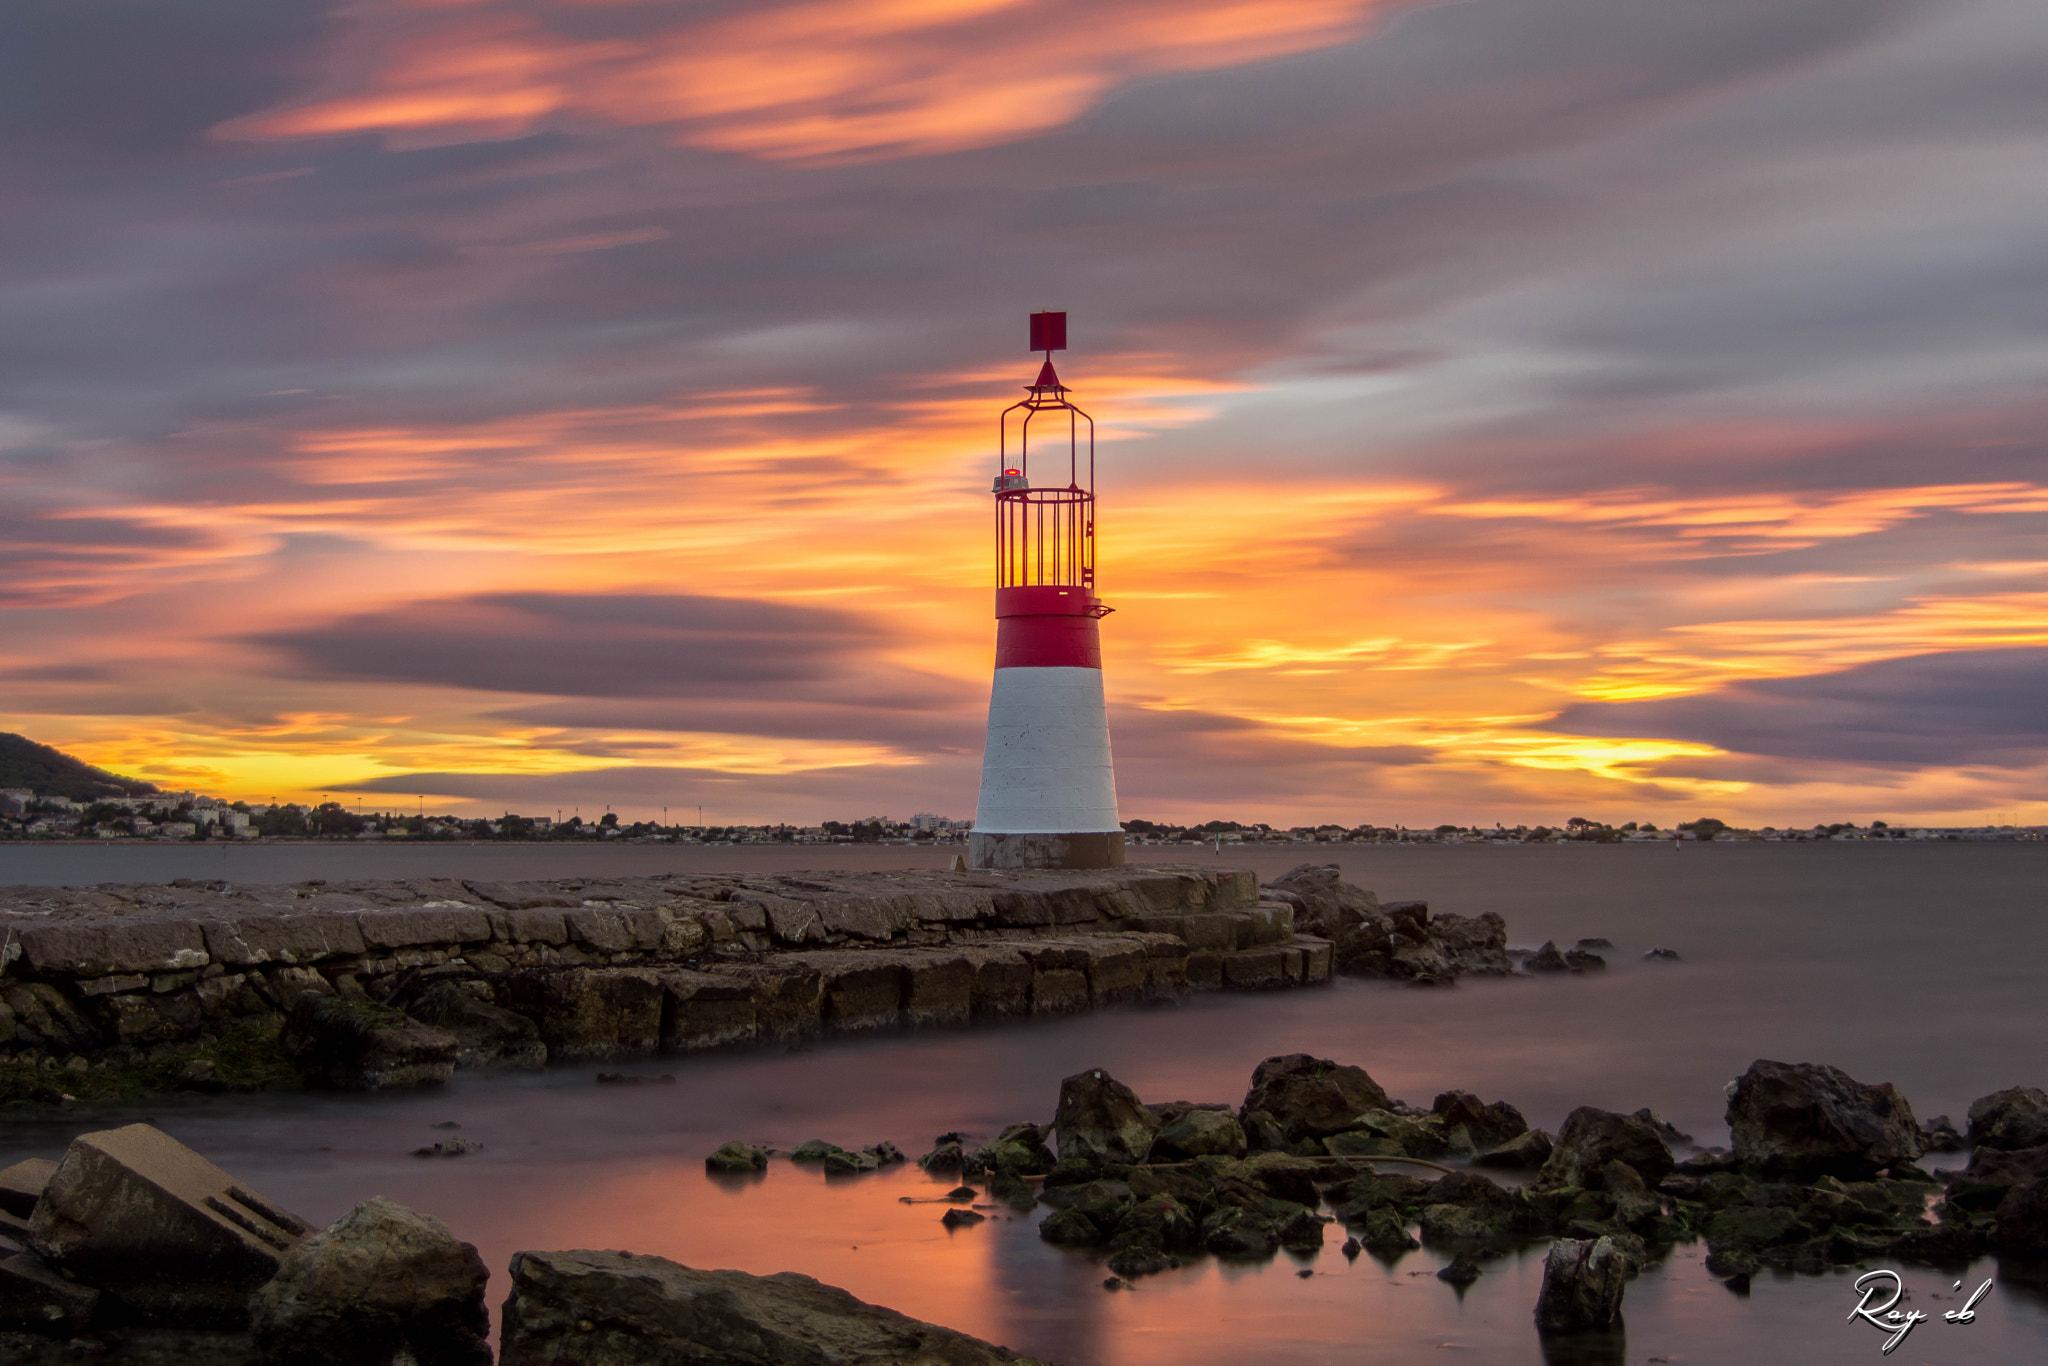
[223,0,1402,161]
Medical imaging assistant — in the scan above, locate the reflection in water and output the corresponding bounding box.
[1536,1324,1626,1366]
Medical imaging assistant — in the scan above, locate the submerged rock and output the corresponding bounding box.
[249,1196,491,1366]
[29,1123,309,1326]
[1725,1059,1923,1178]
[498,1250,1050,1365]
[1054,1069,1159,1167]
[1533,1236,1628,1332]
[704,1141,769,1174]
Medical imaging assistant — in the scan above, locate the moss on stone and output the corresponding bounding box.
[0,1021,300,1107]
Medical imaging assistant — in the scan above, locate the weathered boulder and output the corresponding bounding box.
[0,1249,99,1333]
[1537,1108,1675,1189]
[1966,1087,2048,1152]
[1525,941,1570,973]
[1239,1054,1388,1147]
[1432,1091,1527,1150]
[250,1197,490,1366]
[406,981,546,1070]
[1151,1108,1247,1160]
[1358,1206,1418,1256]
[1725,1059,1923,1177]
[280,996,457,1090]
[498,1250,1050,1365]
[1992,1180,2048,1255]
[29,1123,308,1325]
[1533,1236,1628,1333]
[704,1142,769,1174]
[0,1159,56,1218]
[1961,1143,2048,1188]
[1476,1128,1553,1171]
[1053,1068,1159,1166]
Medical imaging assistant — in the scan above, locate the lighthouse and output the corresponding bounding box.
[968,312,1124,870]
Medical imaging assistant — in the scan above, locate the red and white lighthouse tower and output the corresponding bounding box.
[969,312,1124,870]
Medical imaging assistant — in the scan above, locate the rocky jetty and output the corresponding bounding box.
[0,862,1627,1101]
[0,867,1335,1098]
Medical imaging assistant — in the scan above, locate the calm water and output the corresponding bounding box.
[1,842,2043,1364]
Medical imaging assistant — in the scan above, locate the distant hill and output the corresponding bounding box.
[0,733,158,800]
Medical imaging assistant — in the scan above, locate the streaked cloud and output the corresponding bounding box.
[227,0,1402,161]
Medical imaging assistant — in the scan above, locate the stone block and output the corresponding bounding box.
[1173,914,1237,951]
[0,1159,57,1218]
[1048,888,1103,925]
[15,920,209,975]
[1080,939,1148,1006]
[487,907,570,945]
[721,899,769,932]
[1294,935,1334,984]
[1125,874,1197,913]
[797,953,906,1034]
[661,971,758,1052]
[1185,952,1223,989]
[199,914,367,966]
[563,905,668,954]
[707,961,823,1044]
[464,881,580,910]
[815,896,912,941]
[357,906,493,950]
[901,953,972,1028]
[1221,948,1288,990]
[1031,967,1091,1015]
[960,946,1033,1020]
[29,1123,308,1326]
[743,894,824,945]
[501,969,664,1061]
[0,1249,99,1332]
[989,890,1053,928]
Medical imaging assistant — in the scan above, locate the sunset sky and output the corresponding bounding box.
[4,0,2044,827]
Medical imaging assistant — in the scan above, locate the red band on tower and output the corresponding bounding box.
[995,613,1102,669]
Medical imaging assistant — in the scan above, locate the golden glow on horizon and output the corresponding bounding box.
[7,356,2048,825]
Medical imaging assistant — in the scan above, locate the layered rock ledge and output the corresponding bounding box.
[0,867,1333,1091]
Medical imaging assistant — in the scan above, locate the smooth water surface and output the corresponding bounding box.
[1,842,2043,1363]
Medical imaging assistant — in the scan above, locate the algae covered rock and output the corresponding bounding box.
[250,1196,490,1366]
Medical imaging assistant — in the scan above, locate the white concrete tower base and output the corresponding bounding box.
[970,665,1122,869]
